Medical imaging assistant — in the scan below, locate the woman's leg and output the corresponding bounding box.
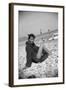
[36,43,50,59]
[36,43,44,59]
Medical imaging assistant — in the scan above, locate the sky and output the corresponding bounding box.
[18,11,58,38]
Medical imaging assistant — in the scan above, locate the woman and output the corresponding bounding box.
[24,34,50,69]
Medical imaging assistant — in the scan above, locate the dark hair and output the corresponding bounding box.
[28,34,35,40]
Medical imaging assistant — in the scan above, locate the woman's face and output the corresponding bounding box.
[29,36,35,43]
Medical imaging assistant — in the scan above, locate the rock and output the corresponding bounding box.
[18,39,58,78]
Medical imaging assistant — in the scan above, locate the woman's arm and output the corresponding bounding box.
[25,45,32,67]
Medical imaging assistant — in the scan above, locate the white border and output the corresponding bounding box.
[14,5,63,85]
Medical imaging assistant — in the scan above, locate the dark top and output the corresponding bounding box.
[25,41,48,67]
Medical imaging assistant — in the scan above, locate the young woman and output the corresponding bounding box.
[24,34,50,69]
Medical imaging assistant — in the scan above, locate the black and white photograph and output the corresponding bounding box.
[9,3,64,87]
[18,11,58,79]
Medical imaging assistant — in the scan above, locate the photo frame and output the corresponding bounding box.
[9,3,64,87]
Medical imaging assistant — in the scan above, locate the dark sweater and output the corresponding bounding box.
[25,41,48,67]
